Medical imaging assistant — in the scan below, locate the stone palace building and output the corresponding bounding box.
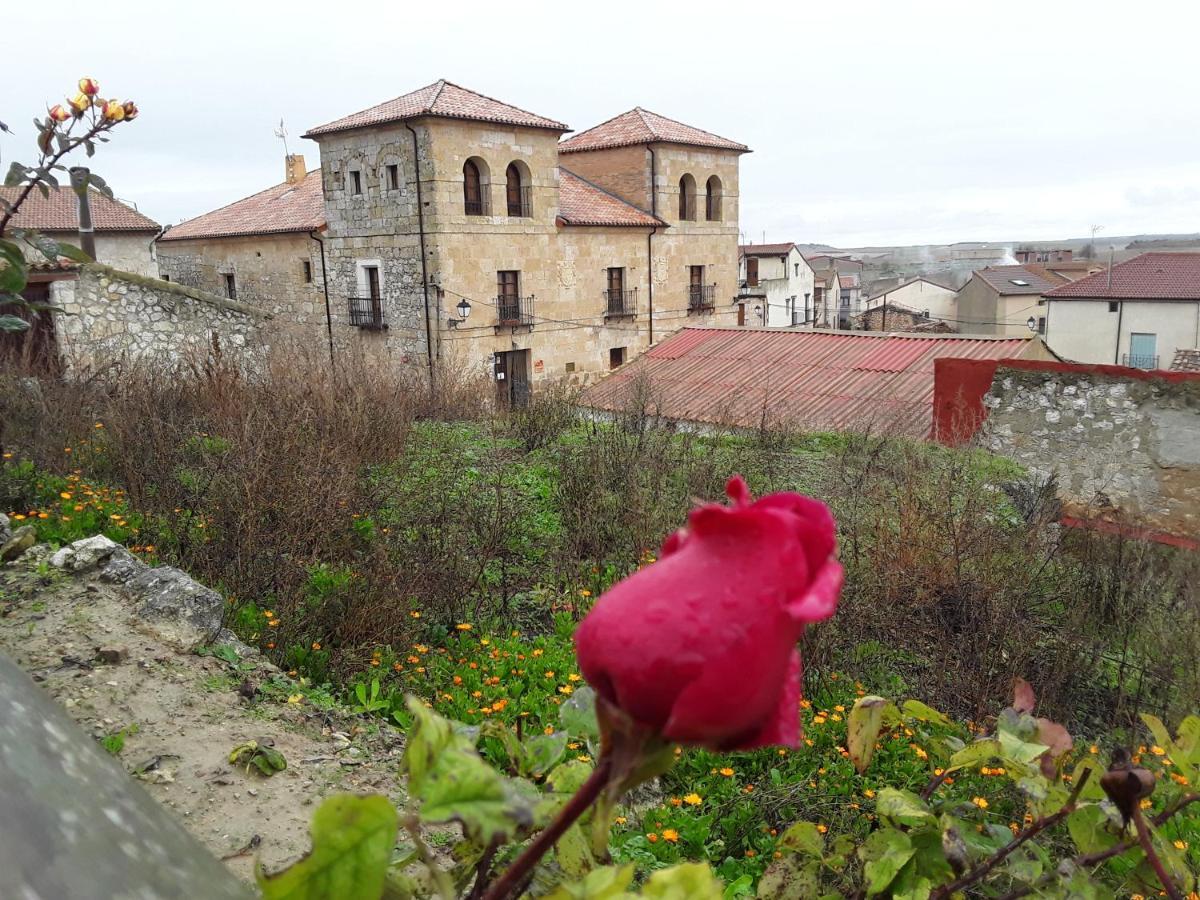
[157,80,749,400]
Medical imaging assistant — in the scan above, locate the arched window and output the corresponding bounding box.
[705,175,722,221]
[678,174,696,221]
[463,159,489,215]
[501,162,530,218]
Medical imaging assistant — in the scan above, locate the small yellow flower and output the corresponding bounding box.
[816,824,828,834]
[615,816,627,825]
[410,610,421,618]
[287,694,303,704]
[311,642,321,650]
[1174,839,1187,850]
[59,492,72,500]
[661,828,679,843]
[1151,745,1166,756]
[568,673,582,682]
[684,793,702,806]
[972,797,989,809]
[456,623,472,631]
[719,767,735,777]
[558,685,573,695]
[864,789,876,799]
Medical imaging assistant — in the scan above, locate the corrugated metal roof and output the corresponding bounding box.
[582,328,1040,438]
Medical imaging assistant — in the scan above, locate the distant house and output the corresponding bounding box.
[1014,247,1073,264]
[864,276,957,323]
[956,264,1067,336]
[156,155,328,339]
[738,243,815,327]
[1042,252,1200,368]
[0,185,160,276]
[804,256,863,329]
[579,326,1054,438]
[855,302,953,333]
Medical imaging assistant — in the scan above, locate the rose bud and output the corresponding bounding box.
[68,93,91,116]
[78,77,100,96]
[102,100,125,122]
[48,104,71,123]
[122,101,139,120]
[576,475,842,751]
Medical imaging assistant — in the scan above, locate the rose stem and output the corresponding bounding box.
[1133,807,1182,900]
[481,755,614,900]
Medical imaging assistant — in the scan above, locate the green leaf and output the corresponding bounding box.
[948,739,1001,771]
[53,240,93,263]
[541,864,635,899]
[998,729,1049,766]
[555,822,594,878]
[875,788,935,828]
[1066,803,1121,856]
[257,794,398,900]
[547,759,594,795]
[859,828,915,895]
[755,854,821,899]
[901,700,950,727]
[0,314,31,332]
[641,862,724,899]
[848,696,892,774]
[523,730,568,778]
[776,821,824,857]
[403,697,530,843]
[560,685,600,740]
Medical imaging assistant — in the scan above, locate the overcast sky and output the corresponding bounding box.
[4,0,1198,248]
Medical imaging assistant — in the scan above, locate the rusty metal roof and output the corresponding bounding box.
[580,327,1040,438]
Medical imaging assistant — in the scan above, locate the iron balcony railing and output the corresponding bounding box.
[465,194,491,216]
[687,284,717,311]
[1122,353,1158,369]
[496,294,535,327]
[507,185,533,218]
[603,288,637,317]
[348,296,385,329]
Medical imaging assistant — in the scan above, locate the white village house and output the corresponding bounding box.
[737,243,816,327]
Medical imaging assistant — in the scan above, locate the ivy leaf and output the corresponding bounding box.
[858,828,915,895]
[848,696,893,774]
[875,788,935,828]
[257,794,397,900]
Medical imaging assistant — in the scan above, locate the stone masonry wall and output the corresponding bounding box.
[981,364,1200,538]
[53,264,270,366]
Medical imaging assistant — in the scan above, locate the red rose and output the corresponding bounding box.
[575,475,842,751]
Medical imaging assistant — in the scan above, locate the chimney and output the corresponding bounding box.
[285,154,306,185]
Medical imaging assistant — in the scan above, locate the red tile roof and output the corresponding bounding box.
[303,80,569,138]
[557,168,664,228]
[580,327,1041,438]
[0,186,159,232]
[739,242,797,256]
[1045,252,1200,300]
[159,170,325,242]
[973,264,1066,295]
[558,108,748,154]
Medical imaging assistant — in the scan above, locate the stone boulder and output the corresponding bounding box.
[123,566,224,651]
[0,511,11,545]
[0,525,36,563]
[49,535,123,572]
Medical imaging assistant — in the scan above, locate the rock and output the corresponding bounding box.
[50,535,121,572]
[0,512,11,545]
[0,526,36,563]
[96,646,128,665]
[123,566,224,651]
[98,547,148,585]
[210,628,259,661]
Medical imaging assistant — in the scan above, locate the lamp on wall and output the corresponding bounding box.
[1026,316,1037,333]
[449,298,472,329]
[754,304,763,324]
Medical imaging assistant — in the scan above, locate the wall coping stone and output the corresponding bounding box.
[82,263,273,320]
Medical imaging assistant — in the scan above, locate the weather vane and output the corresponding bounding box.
[273,118,289,157]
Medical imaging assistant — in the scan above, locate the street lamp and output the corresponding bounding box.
[754,304,763,325]
[450,298,472,328]
[1026,316,1037,333]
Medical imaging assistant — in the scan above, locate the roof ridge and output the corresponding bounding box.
[557,166,663,224]
[632,106,746,149]
[559,108,646,146]
[433,79,570,131]
[167,169,318,230]
[429,78,449,111]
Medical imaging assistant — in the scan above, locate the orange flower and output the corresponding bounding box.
[78,77,100,96]
[661,829,679,843]
[646,833,658,843]
[311,642,321,650]
[719,767,734,777]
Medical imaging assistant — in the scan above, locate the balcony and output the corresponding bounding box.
[496,294,535,330]
[348,296,385,330]
[1122,353,1158,370]
[603,288,637,318]
[687,284,717,312]
[507,186,532,218]
[465,195,491,216]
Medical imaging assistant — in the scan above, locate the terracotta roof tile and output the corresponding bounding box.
[580,328,1039,438]
[558,108,748,154]
[1045,252,1200,300]
[1170,348,1200,372]
[973,264,1066,295]
[739,243,797,256]
[556,168,663,228]
[159,170,325,241]
[0,185,159,232]
[304,80,568,138]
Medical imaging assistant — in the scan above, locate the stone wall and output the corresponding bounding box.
[52,264,270,366]
[981,362,1200,539]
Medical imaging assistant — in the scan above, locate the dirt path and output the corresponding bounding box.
[0,546,408,883]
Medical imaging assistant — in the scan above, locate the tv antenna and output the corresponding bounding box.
[273,119,290,157]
